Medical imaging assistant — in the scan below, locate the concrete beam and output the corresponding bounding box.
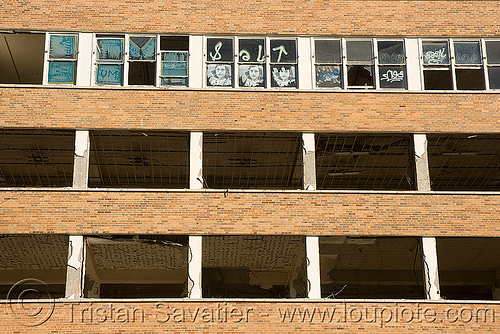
[414,134,431,192]
[306,236,321,299]
[65,235,84,299]
[422,237,441,300]
[302,133,316,190]
[188,236,202,298]
[72,130,90,189]
[190,132,203,189]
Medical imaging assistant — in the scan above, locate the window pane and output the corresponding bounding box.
[162,51,187,62]
[422,42,449,65]
[128,62,155,85]
[161,78,187,86]
[239,64,265,87]
[97,39,124,61]
[96,64,122,84]
[271,65,297,87]
[239,39,265,63]
[456,69,485,90]
[316,65,341,88]
[49,35,77,59]
[315,40,341,64]
[347,65,373,87]
[379,66,406,88]
[454,42,481,65]
[207,64,232,86]
[346,41,372,62]
[48,61,75,84]
[488,67,500,89]
[129,36,156,61]
[423,70,452,90]
[162,61,187,77]
[270,40,297,63]
[486,41,500,64]
[207,38,233,62]
[377,41,405,65]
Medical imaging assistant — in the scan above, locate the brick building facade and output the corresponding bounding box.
[1,1,499,332]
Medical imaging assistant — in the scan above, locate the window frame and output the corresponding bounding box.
[159,35,189,87]
[44,32,79,85]
[420,38,498,91]
[92,34,126,86]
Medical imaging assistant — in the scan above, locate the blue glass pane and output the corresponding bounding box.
[96,64,122,84]
[97,39,123,61]
[161,78,187,86]
[129,37,156,60]
[162,62,187,76]
[49,35,77,59]
[48,62,75,84]
[162,51,187,62]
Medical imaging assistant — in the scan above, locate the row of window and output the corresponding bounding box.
[5,33,500,90]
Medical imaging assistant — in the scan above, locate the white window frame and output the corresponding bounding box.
[159,35,189,88]
[43,32,79,86]
[235,36,267,89]
[92,34,125,86]
[269,37,298,89]
[126,34,158,87]
[420,38,494,91]
[204,36,236,89]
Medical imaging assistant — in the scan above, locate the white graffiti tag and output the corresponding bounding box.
[424,48,447,64]
[380,70,404,83]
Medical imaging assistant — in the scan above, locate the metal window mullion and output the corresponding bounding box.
[91,34,97,86]
[482,39,491,90]
[42,32,50,85]
[156,34,161,87]
[266,37,271,88]
[202,36,207,88]
[373,38,380,90]
[234,36,239,88]
[123,35,130,86]
[310,37,316,89]
[341,38,348,89]
[449,38,457,90]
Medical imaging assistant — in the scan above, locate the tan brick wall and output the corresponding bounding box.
[1,88,499,133]
[0,301,498,333]
[0,1,499,36]
[1,190,499,236]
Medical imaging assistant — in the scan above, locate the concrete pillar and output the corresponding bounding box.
[298,37,313,89]
[190,132,203,189]
[422,237,441,300]
[72,130,90,189]
[302,133,316,190]
[83,240,100,298]
[306,236,321,299]
[65,236,84,299]
[188,236,203,298]
[189,36,204,88]
[414,134,431,192]
[405,38,423,90]
[76,33,93,86]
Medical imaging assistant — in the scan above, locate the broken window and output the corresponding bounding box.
[314,39,342,88]
[0,235,68,299]
[89,130,189,188]
[203,132,302,189]
[203,236,306,298]
[422,41,453,90]
[160,36,189,86]
[315,133,415,190]
[0,129,75,187]
[270,39,297,88]
[206,38,233,87]
[84,235,189,298]
[486,40,500,89]
[320,236,425,299]
[95,36,124,85]
[238,38,266,88]
[436,237,500,300]
[346,40,374,88]
[427,134,500,191]
[0,32,45,84]
[47,34,78,84]
[128,36,156,86]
